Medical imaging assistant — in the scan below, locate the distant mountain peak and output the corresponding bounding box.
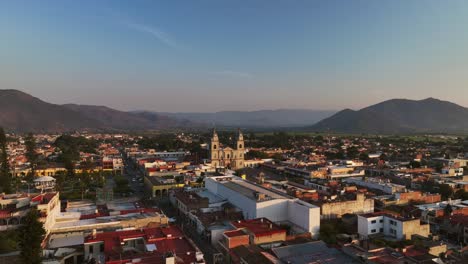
[420,97,440,102]
[309,97,468,134]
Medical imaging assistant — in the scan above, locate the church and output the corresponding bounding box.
[210,129,245,170]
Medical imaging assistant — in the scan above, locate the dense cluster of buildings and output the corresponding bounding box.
[2,131,468,263]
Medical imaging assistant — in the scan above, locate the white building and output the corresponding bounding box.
[441,167,464,177]
[357,213,429,240]
[344,177,406,194]
[204,175,320,238]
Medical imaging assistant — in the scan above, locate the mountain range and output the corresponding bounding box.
[2,89,468,134]
[309,98,468,134]
[0,90,187,132]
[153,110,336,128]
[0,89,333,132]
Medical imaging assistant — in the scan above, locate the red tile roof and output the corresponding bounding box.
[224,230,247,238]
[85,226,199,264]
[231,218,286,237]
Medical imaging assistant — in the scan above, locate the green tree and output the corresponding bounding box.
[79,158,95,200]
[0,229,18,253]
[454,189,468,200]
[0,127,11,193]
[174,175,184,184]
[346,146,359,159]
[438,184,453,200]
[444,204,453,216]
[409,160,421,168]
[379,153,388,161]
[18,209,46,264]
[359,152,370,162]
[25,133,39,179]
[271,153,284,162]
[245,150,269,160]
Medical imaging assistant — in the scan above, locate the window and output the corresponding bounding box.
[371,229,376,233]
[89,245,93,254]
[213,145,217,150]
[239,144,243,149]
[100,243,104,252]
[379,228,383,232]
[371,220,376,224]
[379,219,383,223]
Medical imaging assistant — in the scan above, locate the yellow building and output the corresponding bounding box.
[144,176,184,198]
[210,129,245,169]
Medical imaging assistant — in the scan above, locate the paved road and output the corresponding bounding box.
[156,198,220,264]
[122,157,145,198]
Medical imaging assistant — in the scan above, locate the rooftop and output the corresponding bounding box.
[222,179,288,202]
[359,212,420,222]
[48,232,84,249]
[272,241,357,264]
[84,226,201,264]
[231,218,286,237]
[224,229,248,238]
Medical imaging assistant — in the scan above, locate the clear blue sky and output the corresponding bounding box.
[1,0,468,112]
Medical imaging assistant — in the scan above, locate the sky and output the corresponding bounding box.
[1,0,468,112]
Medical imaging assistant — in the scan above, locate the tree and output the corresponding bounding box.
[359,152,370,162]
[438,184,453,200]
[174,175,184,184]
[271,153,284,162]
[444,204,453,216]
[25,133,39,179]
[18,209,46,264]
[245,150,269,160]
[379,153,388,161]
[346,146,359,159]
[0,229,18,253]
[79,158,95,200]
[409,160,421,168]
[196,176,205,184]
[454,189,468,200]
[0,127,11,193]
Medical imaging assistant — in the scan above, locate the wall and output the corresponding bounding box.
[357,215,384,238]
[383,217,404,239]
[256,199,289,222]
[211,228,231,246]
[321,194,374,219]
[401,220,430,240]
[253,232,286,245]
[206,178,257,219]
[288,200,320,238]
[206,177,320,238]
[226,235,249,249]
[358,215,429,240]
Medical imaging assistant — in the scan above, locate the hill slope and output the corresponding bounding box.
[0,90,100,132]
[62,104,183,130]
[309,98,468,134]
[0,90,186,132]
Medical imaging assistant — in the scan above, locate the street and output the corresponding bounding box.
[122,157,145,198]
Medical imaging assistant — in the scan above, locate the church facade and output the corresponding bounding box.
[210,129,245,169]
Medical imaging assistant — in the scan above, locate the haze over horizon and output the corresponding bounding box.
[2,0,468,112]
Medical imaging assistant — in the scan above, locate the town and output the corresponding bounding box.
[1,128,468,264]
